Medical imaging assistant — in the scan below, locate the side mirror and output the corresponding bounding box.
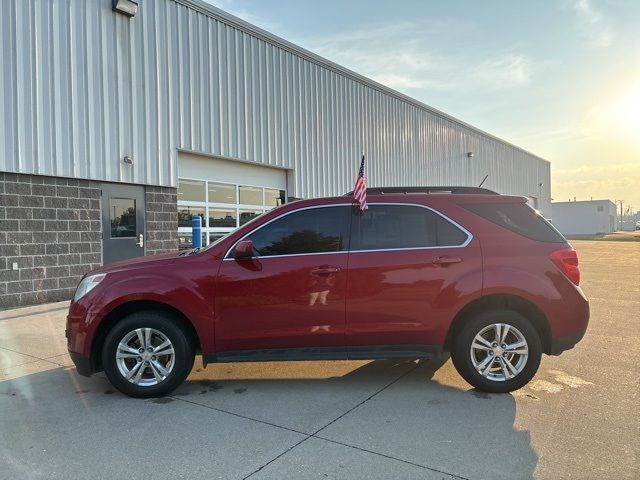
[232,240,254,259]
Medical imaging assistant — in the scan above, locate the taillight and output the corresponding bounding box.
[550,248,580,285]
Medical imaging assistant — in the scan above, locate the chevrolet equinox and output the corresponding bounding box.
[67,187,589,397]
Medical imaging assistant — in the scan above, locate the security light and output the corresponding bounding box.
[112,0,138,17]
[467,152,474,158]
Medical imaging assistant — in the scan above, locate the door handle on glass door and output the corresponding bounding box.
[432,256,462,266]
[137,234,144,248]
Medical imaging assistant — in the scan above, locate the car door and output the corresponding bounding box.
[345,203,482,356]
[214,204,351,357]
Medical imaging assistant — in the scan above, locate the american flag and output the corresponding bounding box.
[353,154,368,211]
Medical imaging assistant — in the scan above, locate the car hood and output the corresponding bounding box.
[91,251,184,275]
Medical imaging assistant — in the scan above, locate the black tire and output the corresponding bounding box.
[450,308,542,393]
[102,311,195,398]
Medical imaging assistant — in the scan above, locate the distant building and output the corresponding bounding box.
[551,200,617,236]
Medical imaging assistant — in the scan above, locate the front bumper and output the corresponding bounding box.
[69,350,94,377]
[549,330,587,355]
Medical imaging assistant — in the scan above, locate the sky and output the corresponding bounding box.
[205,0,640,211]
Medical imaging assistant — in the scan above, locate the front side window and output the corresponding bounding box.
[245,206,350,257]
[350,204,468,251]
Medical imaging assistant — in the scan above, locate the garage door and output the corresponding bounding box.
[177,152,288,248]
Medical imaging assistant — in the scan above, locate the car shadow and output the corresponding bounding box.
[0,356,537,480]
[175,354,537,479]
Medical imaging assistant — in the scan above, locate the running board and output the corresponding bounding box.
[203,344,442,364]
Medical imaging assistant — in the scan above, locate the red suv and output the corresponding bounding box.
[67,187,589,398]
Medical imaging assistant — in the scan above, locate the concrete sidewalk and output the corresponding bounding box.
[0,240,638,479]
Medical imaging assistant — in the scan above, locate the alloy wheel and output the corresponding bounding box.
[470,323,529,382]
[115,328,175,386]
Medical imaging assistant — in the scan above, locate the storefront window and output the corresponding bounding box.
[208,183,236,204]
[239,210,263,225]
[239,185,263,205]
[177,178,285,247]
[178,206,205,228]
[178,179,206,202]
[178,232,207,250]
[210,209,237,228]
[264,189,286,208]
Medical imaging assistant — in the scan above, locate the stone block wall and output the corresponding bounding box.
[1,174,179,310]
[145,186,179,255]
[0,173,102,309]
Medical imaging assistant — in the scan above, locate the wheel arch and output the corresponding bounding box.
[90,300,202,373]
[444,294,552,354]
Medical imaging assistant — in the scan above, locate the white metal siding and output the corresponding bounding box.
[552,201,617,235]
[0,0,551,216]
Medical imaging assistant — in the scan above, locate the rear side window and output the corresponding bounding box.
[462,202,566,243]
[246,206,350,257]
[350,205,469,251]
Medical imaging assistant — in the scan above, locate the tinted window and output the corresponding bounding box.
[462,202,566,243]
[247,206,350,257]
[110,198,136,238]
[436,215,469,246]
[350,205,468,251]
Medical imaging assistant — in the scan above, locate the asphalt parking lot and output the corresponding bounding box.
[0,240,638,480]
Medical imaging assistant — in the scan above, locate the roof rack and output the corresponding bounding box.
[344,186,498,196]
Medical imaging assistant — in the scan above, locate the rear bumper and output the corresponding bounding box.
[68,350,94,377]
[549,330,587,355]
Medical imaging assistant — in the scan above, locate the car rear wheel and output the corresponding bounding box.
[102,311,195,398]
[450,308,542,393]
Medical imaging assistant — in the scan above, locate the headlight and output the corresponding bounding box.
[74,274,106,301]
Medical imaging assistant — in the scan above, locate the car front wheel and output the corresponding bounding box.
[102,311,195,398]
[450,308,542,393]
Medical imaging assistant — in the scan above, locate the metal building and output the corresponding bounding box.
[0,0,550,309]
[551,200,617,236]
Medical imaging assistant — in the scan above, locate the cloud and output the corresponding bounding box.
[304,22,532,94]
[552,162,640,205]
[554,162,640,176]
[473,55,532,88]
[572,0,614,48]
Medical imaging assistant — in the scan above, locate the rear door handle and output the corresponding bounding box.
[311,266,342,276]
[432,256,462,266]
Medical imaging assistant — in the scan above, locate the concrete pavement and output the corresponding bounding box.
[0,240,638,479]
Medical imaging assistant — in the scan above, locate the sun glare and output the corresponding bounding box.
[611,81,640,137]
[598,78,640,143]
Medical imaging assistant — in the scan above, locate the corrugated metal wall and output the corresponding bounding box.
[0,0,551,215]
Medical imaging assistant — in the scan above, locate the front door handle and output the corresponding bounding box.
[311,266,342,276]
[136,234,144,248]
[432,256,462,266]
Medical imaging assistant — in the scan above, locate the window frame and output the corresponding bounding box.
[349,203,473,253]
[109,197,138,239]
[224,202,473,260]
